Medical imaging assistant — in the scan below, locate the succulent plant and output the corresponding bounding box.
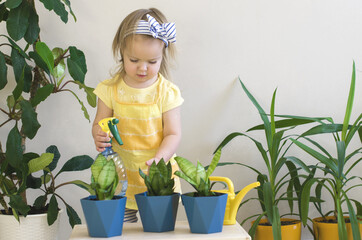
[174,149,221,197]
[91,154,119,200]
[139,159,175,196]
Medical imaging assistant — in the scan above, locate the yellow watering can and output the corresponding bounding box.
[210,176,260,225]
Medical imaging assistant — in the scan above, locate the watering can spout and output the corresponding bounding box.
[210,176,260,225]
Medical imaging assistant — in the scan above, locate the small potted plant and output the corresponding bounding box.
[289,61,361,240]
[174,148,228,234]
[80,153,127,238]
[135,159,180,232]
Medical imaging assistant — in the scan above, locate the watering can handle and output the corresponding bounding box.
[209,176,234,193]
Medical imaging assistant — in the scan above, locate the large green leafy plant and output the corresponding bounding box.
[289,62,361,240]
[139,159,175,196]
[174,149,221,197]
[214,79,327,240]
[0,0,95,226]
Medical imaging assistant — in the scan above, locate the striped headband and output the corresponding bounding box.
[135,14,176,47]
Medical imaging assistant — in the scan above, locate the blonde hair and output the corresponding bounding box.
[111,8,176,82]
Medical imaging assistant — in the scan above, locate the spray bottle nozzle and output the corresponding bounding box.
[98,117,123,146]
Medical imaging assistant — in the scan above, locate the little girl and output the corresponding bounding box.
[92,8,182,222]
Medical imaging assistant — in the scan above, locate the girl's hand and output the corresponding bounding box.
[93,125,112,152]
[146,157,160,166]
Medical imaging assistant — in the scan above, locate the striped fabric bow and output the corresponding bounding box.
[135,14,176,47]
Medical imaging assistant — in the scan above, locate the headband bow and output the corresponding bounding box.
[135,14,176,47]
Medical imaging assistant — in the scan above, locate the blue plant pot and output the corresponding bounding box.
[181,192,227,234]
[135,192,180,232]
[80,195,126,237]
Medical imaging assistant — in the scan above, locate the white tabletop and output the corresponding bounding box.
[69,221,251,240]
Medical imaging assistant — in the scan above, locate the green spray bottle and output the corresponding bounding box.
[98,117,127,196]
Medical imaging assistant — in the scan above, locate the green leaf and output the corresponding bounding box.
[174,156,197,181]
[1,34,29,59]
[290,138,338,173]
[52,0,68,23]
[0,3,9,22]
[68,180,95,195]
[39,0,68,23]
[47,195,59,226]
[91,154,107,183]
[65,203,81,228]
[28,153,54,174]
[24,4,39,44]
[36,41,54,73]
[5,0,22,9]
[67,89,91,122]
[67,46,87,83]
[56,155,93,177]
[45,145,60,171]
[30,84,54,107]
[6,1,29,41]
[206,148,221,179]
[29,51,50,74]
[239,78,272,151]
[34,195,46,209]
[6,125,23,168]
[336,141,345,179]
[0,51,7,90]
[195,161,206,186]
[9,194,30,216]
[11,47,31,92]
[263,182,274,224]
[271,205,281,240]
[20,100,41,139]
[300,178,318,225]
[52,47,65,78]
[344,194,362,240]
[342,61,356,141]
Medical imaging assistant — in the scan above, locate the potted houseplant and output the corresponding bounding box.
[135,159,180,232]
[214,78,327,240]
[0,144,93,239]
[80,153,127,238]
[289,61,361,240]
[0,0,96,238]
[174,148,228,234]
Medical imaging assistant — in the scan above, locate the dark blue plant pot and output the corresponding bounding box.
[80,195,126,237]
[135,192,180,232]
[181,192,227,234]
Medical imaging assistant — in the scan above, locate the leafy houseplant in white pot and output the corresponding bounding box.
[174,149,228,234]
[80,153,127,238]
[0,0,95,238]
[136,159,180,232]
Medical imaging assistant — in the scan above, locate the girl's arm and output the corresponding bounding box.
[92,99,114,152]
[146,106,182,165]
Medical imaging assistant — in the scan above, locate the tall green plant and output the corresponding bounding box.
[289,61,362,240]
[0,0,96,226]
[214,78,328,240]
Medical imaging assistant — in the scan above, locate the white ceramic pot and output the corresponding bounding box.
[0,210,62,240]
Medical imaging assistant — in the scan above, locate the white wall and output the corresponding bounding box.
[1,1,361,239]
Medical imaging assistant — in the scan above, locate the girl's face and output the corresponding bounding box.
[123,35,164,88]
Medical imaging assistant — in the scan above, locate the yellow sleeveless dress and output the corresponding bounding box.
[94,74,183,209]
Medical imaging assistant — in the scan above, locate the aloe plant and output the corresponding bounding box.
[91,154,119,200]
[139,159,175,196]
[288,61,362,240]
[174,148,221,197]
